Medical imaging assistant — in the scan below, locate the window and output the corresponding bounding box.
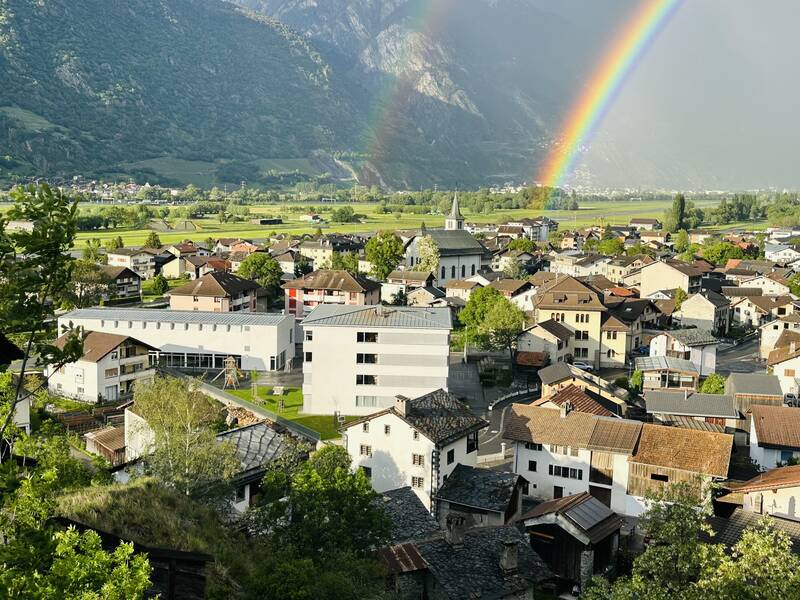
[528,460,537,472]
[384,425,391,435]
[411,476,424,488]
[362,423,369,433]
[447,449,455,464]
[244,345,250,352]
[548,465,583,480]
[650,473,669,482]
[359,445,372,457]
[412,453,425,466]
[362,466,372,479]
[413,430,420,441]
[104,368,118,379]
[441,266,446,279]
[576,331,589,341]
[305,352,312,362]
[471,264,476,276]
[110,351,118,360]
[466,431,478,454]
[305,330,313,341]
[451,265,456,278]
[235,485,247,502]
[357,353,378,364]
[786,369,796,377]
[607,331,617,340]
[570,447,579,457]
[356,374,378,385]
[357,332,378,343]
[524,442,543,451]
[606,349,616,358]
[356,396,379,407]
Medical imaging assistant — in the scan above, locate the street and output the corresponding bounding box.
[715,337,762,375]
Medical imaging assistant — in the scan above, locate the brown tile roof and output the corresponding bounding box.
[529,271,557,287]
[378,543,429,575]
[53,331,154,363]
[99,265,139,280]
[282,269,381,293]
[489,279,532,295]
[607,287,636,297]
[168,272,260,298]
[588,419,642,454]
[748,295,793,313]
[534,275,606,311]
[601,314,629,331]
[532,319,573,341]
[630,423,732,478]
[656,259,703,277]
[751,405,800,449]
[516,351,549,367]
[767,334,800,366]
[533,385,614,417]
[735,465,800,494]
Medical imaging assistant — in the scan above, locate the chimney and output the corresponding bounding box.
[560,400,573,418]
[395,395,409,417]
[375,304,384,317]
[445,515,466,548]
[500,540,519,575]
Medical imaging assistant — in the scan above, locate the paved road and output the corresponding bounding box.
[716,338,762,375]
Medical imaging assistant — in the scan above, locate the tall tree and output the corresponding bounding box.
[237,253,283,300]
[416,235,440,275]
[482,296,526,361]
[82,238,103,262]
[669,193,687,232]
[65,260,113,308]
[294,255,313,277]
[105,235,124,251]
[364,231,404,280]
[144,231,161,248]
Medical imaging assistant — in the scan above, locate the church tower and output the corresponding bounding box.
[445,192,464,231]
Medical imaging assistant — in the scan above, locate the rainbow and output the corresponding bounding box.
[537,0,684,189]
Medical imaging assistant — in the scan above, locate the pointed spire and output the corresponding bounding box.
[449,191,463,219]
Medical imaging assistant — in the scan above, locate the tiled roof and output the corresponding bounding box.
[635,355,699,373]
[533,319,573,341]
[61,307,289,327]
[653,259,703,277]
[100,265,139,280]
[522,492,623,544]
[728,373,783,397]
[630,423,732,478]
[445,279,481,290]
[436,465,522,513]
[766,332,800,366]
[529,271,557,287]
[707,509,800,553]
[516,351,549,367]
[661,327,719,347]
[735,465,800,494]
[644,390,738,418]
[378,543,428,574]
[388,270,433,282]
[720,286,763,297]
[659,414,725,433]
[748,295,793,313]
[751,405,800,450]
[537,362,574,385]
[587,418,642,454]
[302,304,452,330]
[534,385,617,417]
[381,487,441,544]
[168,272,260,298]
[534,275,607,311]
[282,269,381,293]
[415,526,552,599]
[53,331,154,363]
[216,422,286,476]
[488,279,532,295]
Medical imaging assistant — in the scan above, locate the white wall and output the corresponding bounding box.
[749,419,800,469]
[124,408,155,461]
[302,323,450,415]
[743,487,800,520]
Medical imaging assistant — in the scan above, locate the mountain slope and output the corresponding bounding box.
[0,0,360,184]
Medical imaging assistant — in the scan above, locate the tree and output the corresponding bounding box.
[669,193,687,233]
[131,377,238,501]
[702,241,745,266]
[82,238,103,262]
[699,373,726,394]
[364,231,404,281]
[507,238,536,253]
[105,235,124,251]
[237,253,283,300]
[329,251,360,275]
[675,288,689,310]
[482,298,526,361]
[597,238,625,257]
[629,369,643,393]
[390,289,408,306]
[416,235,440,275]
[150,274,170,296]
[0,184,85,451]
[65,260,113,308]
[673,229,690,253]
[294,255,313,277]
[144,231,161,248]
[503,257,526,279]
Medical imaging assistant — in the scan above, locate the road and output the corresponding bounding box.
[716,337,762,375]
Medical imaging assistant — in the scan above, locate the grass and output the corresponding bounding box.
[72,198,729,249]
[0,106,61,132]
[226,386,357,440]
[121,157,219,188]
[140,276,187,302]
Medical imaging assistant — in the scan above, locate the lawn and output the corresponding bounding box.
[71,198,729,249]
[226,386,357,440]
[140,276,188,302]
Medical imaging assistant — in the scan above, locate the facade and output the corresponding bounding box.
[629,218,661,230]
[167,272,260,312]
[435,465,526,528]
[100,266,142,301]
[300,304,452,415]
[760,316,800,360]
[58,308,294,372]
[638,260,702,298]
[282,269,381,318]
[768,344,800,395]
[765,243,800,264]
[517,320,573,365]
[343,391,487,509]
[675,291,730,336]
[737,465,800,520]
[726,373,785,437]
[46,331,156,403]
[648,328,718,377]
[635,356,699,392]
[750,405,800,468]
[107,248,160,279]
[504,404,732,517]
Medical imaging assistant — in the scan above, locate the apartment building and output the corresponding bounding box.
[282,269,381,318]
[638,259,703,298]
[58,308,294,372]
[106,248,161,279]
[46,331,156,403]
[168,272,260,312]
[343,391,488,509]
[300,304,451,415]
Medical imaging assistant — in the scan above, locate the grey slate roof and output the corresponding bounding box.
[635,355,699,373]
[435,465,522,514]
[381,487,441,544]
[707,509,800,553]
[403,389,488,446]
[302,304,452,330]
[662,328,719,347]
[645,391,739,418]
[727,373,784,397]
[538,362,573,385]
[216,422,286,477]
[415,526,552,599]
[425,229,489,257]
[61,307,290,327]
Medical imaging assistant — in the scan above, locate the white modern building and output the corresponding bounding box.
[300,304,452,415]
[46,331,157,403]
[58,308,295,372]
[648,328,718,377]
[342,391,488,509]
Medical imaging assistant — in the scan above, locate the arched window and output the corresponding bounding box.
[561,313,565,322]
[461,265,466,277]
[471,264,476,276]
[441,266,446,279]
[451,265,456,279]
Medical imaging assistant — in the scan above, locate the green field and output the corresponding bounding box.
[72,198,722,248]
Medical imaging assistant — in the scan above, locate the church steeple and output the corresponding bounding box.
[445,192,464,231]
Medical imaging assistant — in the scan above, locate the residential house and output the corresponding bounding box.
[59,308,295,372]
[161,255,224,280]
[99,266,141,301]
[522,492,623,589]
[343,391,487,509]
[444,279,482,301]
[736,465,800,520]
[634,356,700,392]
[760,315,800,360]
[644,390,740,434]
[726,373,785,438]
[743,273,793,296]
[640,230,671,245]
[639,259,703,298]
[167,272,260,312]
[675,290,730,336]
[382,271,435,303]
[765,243,800,264]
[282,269,381,319]
[504,404,732,516]
[505,216,558,241]
[688,230,715,245]
[532,384,625,418]
[537,362,629,412]
[606,255,654,284]
[629,217,662,230]
[301,305,451,415]
[164,242,209,259]
[549,253,610,278]
[561,232,585,251]
[489,279,536,311]
[496,225,525,240]
[46,331,156,403]
[435,464,526,528]
[407,285,446,307]
[767,344,800,395]
[732,295,794,328]
[492,248,535,274]
[649,328,718,377]
[517,320,574,366]
[107,248,161,279]
[750,405,800,469]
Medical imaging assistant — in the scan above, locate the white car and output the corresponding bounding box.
[572,361,594,372]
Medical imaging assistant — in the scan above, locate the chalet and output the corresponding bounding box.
[98,266,141,301]
[168,272,260,313]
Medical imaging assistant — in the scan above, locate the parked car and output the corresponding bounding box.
[572,361,594,372]
[785,393,798,407]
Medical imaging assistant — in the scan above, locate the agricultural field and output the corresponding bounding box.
[68,198,725,249]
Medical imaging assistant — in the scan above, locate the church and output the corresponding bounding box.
[404,194,490,283]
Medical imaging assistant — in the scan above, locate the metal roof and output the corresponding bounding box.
[635,355,699,373]
[61,308,290,327]
[302,304,452,330]
[645,391,738,418]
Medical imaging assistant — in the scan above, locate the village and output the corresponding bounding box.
[5,188,800,598]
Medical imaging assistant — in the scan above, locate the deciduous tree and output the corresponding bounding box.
[237,252,283,300]
[364,231,404,281]
[416,235,440,275]
[144,231,161,248]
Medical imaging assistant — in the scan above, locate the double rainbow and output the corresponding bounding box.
[537,0,684,189]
